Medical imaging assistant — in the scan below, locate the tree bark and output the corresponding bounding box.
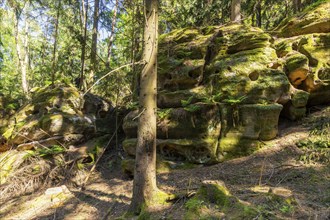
[51,0,61,87]
[79,0,88,90]
[293,0,301,13]
[256,0,262,28]
[13,6,29,95]
[88,0,100,89]
[129,0,159,214]
[231,0,241,22]
[106,0,119,69]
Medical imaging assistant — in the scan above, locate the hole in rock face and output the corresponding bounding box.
[318,68,330,80]
[191,148,211,163]
[167,74,172,80]
[227,66,232,71]
[249,71,259,81]
[32,109,40,115]
[160,145,185,161]
[294,77,302,83]
[188,71,199,79]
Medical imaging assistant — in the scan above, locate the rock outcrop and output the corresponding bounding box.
[122,2,330,166]
[0,84,112,150]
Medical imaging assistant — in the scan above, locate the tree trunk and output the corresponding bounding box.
[129,0,159,214]
[106,0,119,69]
[23,14,29,94]
[14,7,29,95]
[88,0,100,89]
[256,0,262,28]
[79,0,88,90]
[231,0,241,22]
[293,0,301,13]
[51,0,61,87]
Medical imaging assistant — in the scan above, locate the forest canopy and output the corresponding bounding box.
[0,0,326,105]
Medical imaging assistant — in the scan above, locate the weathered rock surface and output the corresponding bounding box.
[185,180,261,219]
[1,84,112,147]
[122,2,330,166]
[274,1,330,38]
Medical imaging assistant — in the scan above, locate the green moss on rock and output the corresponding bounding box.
[123,103,221,140]
[282,104,306,121]
[184,180,260,220]
[275,1,330,37]
[123,138,219,164]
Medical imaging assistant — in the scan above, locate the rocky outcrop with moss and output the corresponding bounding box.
[0,84,119,187]
[122,2,330,167]
[0,84,113,151]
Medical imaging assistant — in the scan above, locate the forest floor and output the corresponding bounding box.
[0,106,329,220]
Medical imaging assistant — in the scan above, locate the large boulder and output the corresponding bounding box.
[275,33,330,106]
[205,24,290,104]
[124,103,220,139]
[123,6,330,165]
[123,24,290,164]
[1,84,112,148]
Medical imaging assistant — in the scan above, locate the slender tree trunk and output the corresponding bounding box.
[293,0,301,13]
[52,0,61,86]
[88,0,100,89]
[231,0,241,22]
[106,0,119,69]
[79,0,88,90]
[14,9,29,95]
[285,0,289,17]
[129,0,160,214]
[256,0,262,28]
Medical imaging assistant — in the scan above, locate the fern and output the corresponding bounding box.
[223,95,248,105]
[181,96,194,107]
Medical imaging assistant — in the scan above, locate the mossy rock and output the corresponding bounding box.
[157,86,207,108]
[39,113,94,136]
[227,30,271,54]
[123,138,219,164]
[238,104,283,140]
[300,74,330,106]
[159,28,210,59]
[185,180,261,219]
[297,34,330,105]
[31,85,82,110]
[219,103,283,140]
[274,1,330,37]
[216,104,282,160]
[284,51,309,86]
[158,59,205,91]
[290,88,310,108]
[275,33,330,105]
[205,37,290,104]
[282,103,306,121]
[1,84,107,146]
[123,103,221,140]
[159,28,200,44]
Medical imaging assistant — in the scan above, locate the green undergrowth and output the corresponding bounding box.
[297,109,330,164]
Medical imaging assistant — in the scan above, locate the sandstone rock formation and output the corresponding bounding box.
[0,84,112,149]
[122,2,330,167]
